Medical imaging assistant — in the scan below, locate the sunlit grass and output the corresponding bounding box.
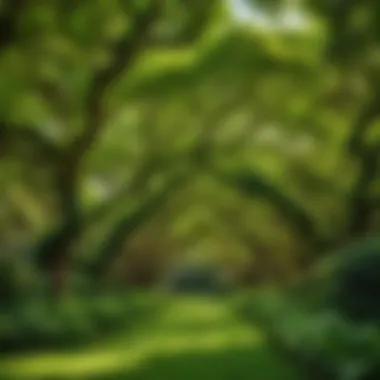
[0,295,300,380]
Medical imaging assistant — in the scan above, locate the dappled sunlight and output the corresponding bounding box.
[157,296,234,324]
[1,350,146,379]
[1,0,380,378]
[0,297,264,380]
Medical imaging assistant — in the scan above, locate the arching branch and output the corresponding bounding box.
[212,167,326,251]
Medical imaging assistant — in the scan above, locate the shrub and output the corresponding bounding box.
[0,292,162,354]
[240,291,380,380]
[326,237,380,324]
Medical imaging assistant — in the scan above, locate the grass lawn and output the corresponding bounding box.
[0,295,302,380]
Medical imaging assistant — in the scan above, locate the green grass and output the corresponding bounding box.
[0,295,302,380]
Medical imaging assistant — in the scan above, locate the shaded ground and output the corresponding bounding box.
[0,296,302,380]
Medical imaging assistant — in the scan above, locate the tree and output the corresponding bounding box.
[0,0,221,296]
[1,0,379,299]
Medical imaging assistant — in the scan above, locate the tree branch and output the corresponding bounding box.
[0,0,26,53]
[345,89,380,238]
[68,3,159,163]
[38,81,72,133]
[347,90,380,157]
[326,0,360,62]
[35,144,194,274]
[0,121,62,161]
[27,2,162,296]
[50,3,160,227]
[347,144,380,237]
[217,207,285,283]
[212,167,326,251]
[89,170,188,278]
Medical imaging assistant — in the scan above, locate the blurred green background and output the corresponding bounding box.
[1,0,380,379]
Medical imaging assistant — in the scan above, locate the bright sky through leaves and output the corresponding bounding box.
[228,0,308,30]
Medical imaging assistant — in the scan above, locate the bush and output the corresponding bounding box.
[0,292,162,354]
[327,237,380,324]
[287,236,380,323]
[240,291,380,380]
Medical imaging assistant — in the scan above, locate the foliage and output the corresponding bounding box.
[1,0,379,293]
[0,0,380,376]
[0,293,163,355]
[240,291,380,380]
[326,237,380,324]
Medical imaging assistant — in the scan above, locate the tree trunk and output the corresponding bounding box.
[347,147,379,238]
[345,87,380,240]
[89,173,187,279]
[213,168,326,252]
[35,163,81,298]
[50,241,72,298]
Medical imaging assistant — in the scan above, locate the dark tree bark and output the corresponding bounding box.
[0,0,26,53]
[212,167,327,252]
[345,89,380,239]
[89,172,187,280]
[0,122,62,161]
[37,4,160,297]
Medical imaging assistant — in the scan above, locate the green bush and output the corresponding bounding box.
[327,237,380,324]
[237,236,380,378]
[287,236,380,323]
[240,292,380,380]
[0,293,162,354]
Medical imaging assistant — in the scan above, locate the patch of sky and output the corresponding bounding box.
[227,0,309,31]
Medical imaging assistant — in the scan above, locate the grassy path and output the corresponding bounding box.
[0,296,301,380]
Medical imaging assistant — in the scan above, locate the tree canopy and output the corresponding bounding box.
[0,0,379,296]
